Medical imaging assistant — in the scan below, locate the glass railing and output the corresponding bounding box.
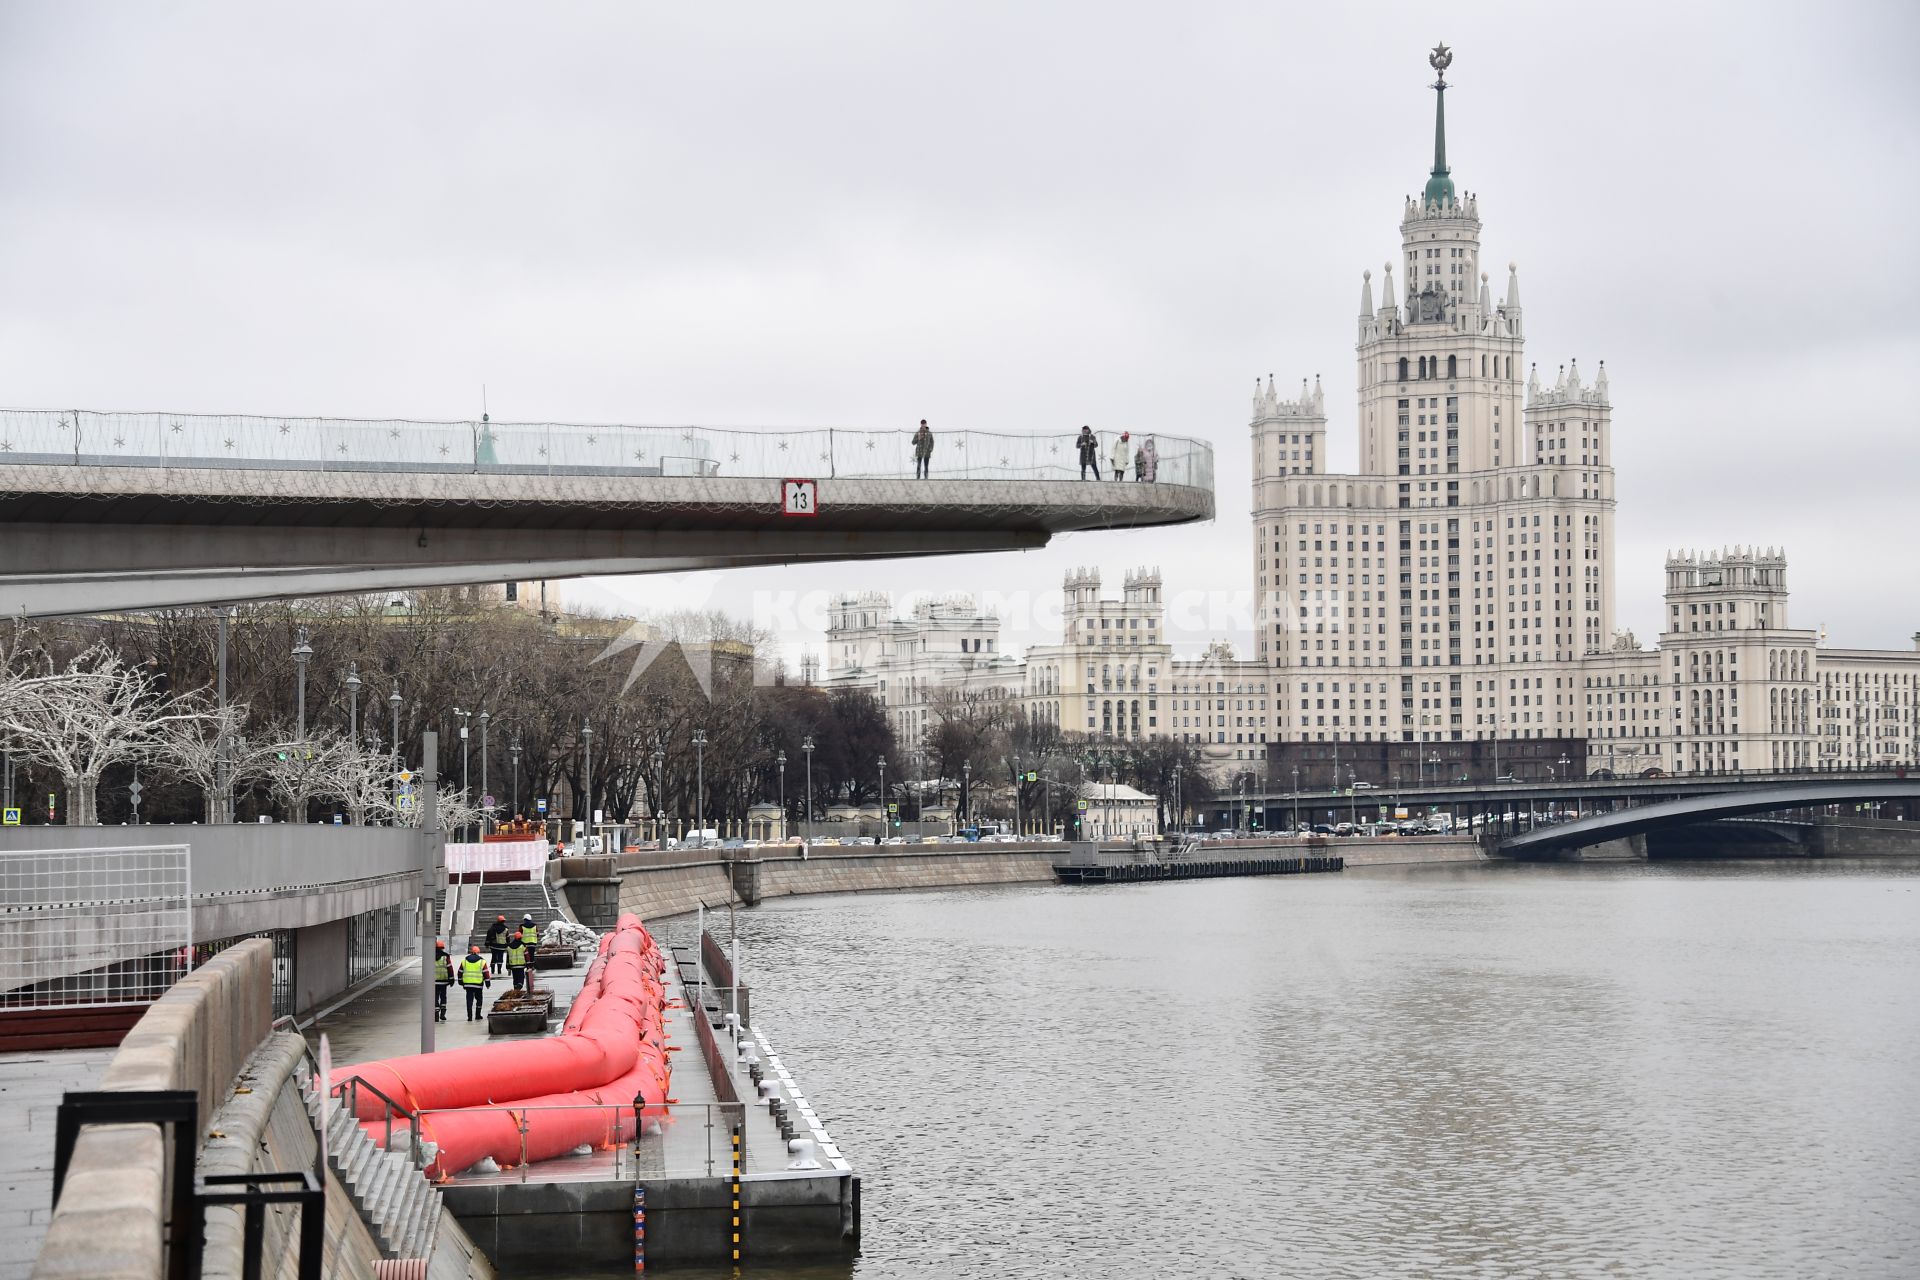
[375,1102,753,1184]
[0,409,1212,489]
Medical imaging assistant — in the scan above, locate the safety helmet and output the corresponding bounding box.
[469,944,481,953]
[522,914,534,923]
[496,914,506,921]
[435,939,445,948]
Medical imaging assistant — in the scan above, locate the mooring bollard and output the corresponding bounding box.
[787,1136,822,1169]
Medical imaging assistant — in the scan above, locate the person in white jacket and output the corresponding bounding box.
[1109,431,1131,480]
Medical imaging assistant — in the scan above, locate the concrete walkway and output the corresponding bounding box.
[308,953,592,1067]
[0,1048,113,1280]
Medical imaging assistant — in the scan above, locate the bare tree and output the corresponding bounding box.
[151,699,249,822]
[0,646,212,823]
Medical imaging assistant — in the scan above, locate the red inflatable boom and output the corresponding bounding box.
[336,914,672,1178]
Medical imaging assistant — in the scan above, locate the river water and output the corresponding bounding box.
[667,861,1920,1278]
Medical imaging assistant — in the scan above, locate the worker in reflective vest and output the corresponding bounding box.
[519,914,539,948]
[433,940,452,1022]
[504,936,530,991]
[485,915,511,975]
[457,945,490,1020]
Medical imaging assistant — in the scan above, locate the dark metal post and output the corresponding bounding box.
[419,730,440,1053]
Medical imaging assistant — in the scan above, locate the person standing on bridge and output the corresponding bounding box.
[912,419,934,479]
[1076,426,1099,480]
[458,944,490,1020]
[1137,435,1158,482]
[1109,431,1131,480]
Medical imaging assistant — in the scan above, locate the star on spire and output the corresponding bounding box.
[1429,43,1452,77]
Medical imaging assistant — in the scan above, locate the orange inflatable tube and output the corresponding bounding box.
[337,914,672,1179]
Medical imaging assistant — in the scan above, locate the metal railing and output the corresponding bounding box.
[0,408,1213,489]
[408,1102,747,1183]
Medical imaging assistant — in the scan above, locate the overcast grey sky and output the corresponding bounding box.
[3,2,1916,657]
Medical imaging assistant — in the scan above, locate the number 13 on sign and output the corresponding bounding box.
[781,478,818,517]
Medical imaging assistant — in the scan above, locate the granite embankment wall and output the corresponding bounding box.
[608,846,1059,921]
[33,941,273,1280]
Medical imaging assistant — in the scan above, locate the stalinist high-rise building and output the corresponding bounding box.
[1254,42,1618,746]
[827,45,1918,783]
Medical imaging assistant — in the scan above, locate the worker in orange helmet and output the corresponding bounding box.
[485,914,510,975]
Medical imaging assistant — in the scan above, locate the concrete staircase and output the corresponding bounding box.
[464,880,560,952]
[300,1078,442,1262]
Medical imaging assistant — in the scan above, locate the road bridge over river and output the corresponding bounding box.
[0,409,1214,615]
[1497,780,1920,857]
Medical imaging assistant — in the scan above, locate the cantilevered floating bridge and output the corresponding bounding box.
[0,409,1214,615]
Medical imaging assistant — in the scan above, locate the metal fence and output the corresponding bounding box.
[0,843,191,1008]
[0,409,1213,489]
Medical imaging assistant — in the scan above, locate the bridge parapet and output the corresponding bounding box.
[0,409,1213,488]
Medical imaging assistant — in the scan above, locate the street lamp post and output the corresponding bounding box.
[581,720,594,847]
[345,660,361,747]
[343,661,363,825]
[215,606,237,823]
[388,682,402,817]
[510,734,522,817]
[802,736,815,842]
[1291,766,1300,832]
[454,708,472,837]
[1557,753,1571,783]
[1172,762,1183,836]
[292,628,313,740]
[479,710,491,833]
[692,729,708,842]
[776,750,787,840]
[651,745,665,838]
[388,683,402,766]
[1348,765,1358,827]
[878,755,887,836]
[962,761,971,829]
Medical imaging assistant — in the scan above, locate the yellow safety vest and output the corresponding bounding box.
[519,924,539,946]
[434,953,451,982]
[505,941,528,968]
[457,956,488,987]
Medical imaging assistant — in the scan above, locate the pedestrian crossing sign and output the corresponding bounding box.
[1,807,18,826]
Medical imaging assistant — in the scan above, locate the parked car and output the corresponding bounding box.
[1352,781,1377,791]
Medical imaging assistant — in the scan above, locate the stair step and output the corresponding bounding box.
[400,1177,432,1252]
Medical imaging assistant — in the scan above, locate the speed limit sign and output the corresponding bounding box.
[781,478,818,517]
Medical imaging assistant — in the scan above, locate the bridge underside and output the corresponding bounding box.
[0,465,1212,615]
[1499,781,1920,857]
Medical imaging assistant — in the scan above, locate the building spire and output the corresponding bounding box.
[1360,268,1374,317]
[1423,43,1455,208]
